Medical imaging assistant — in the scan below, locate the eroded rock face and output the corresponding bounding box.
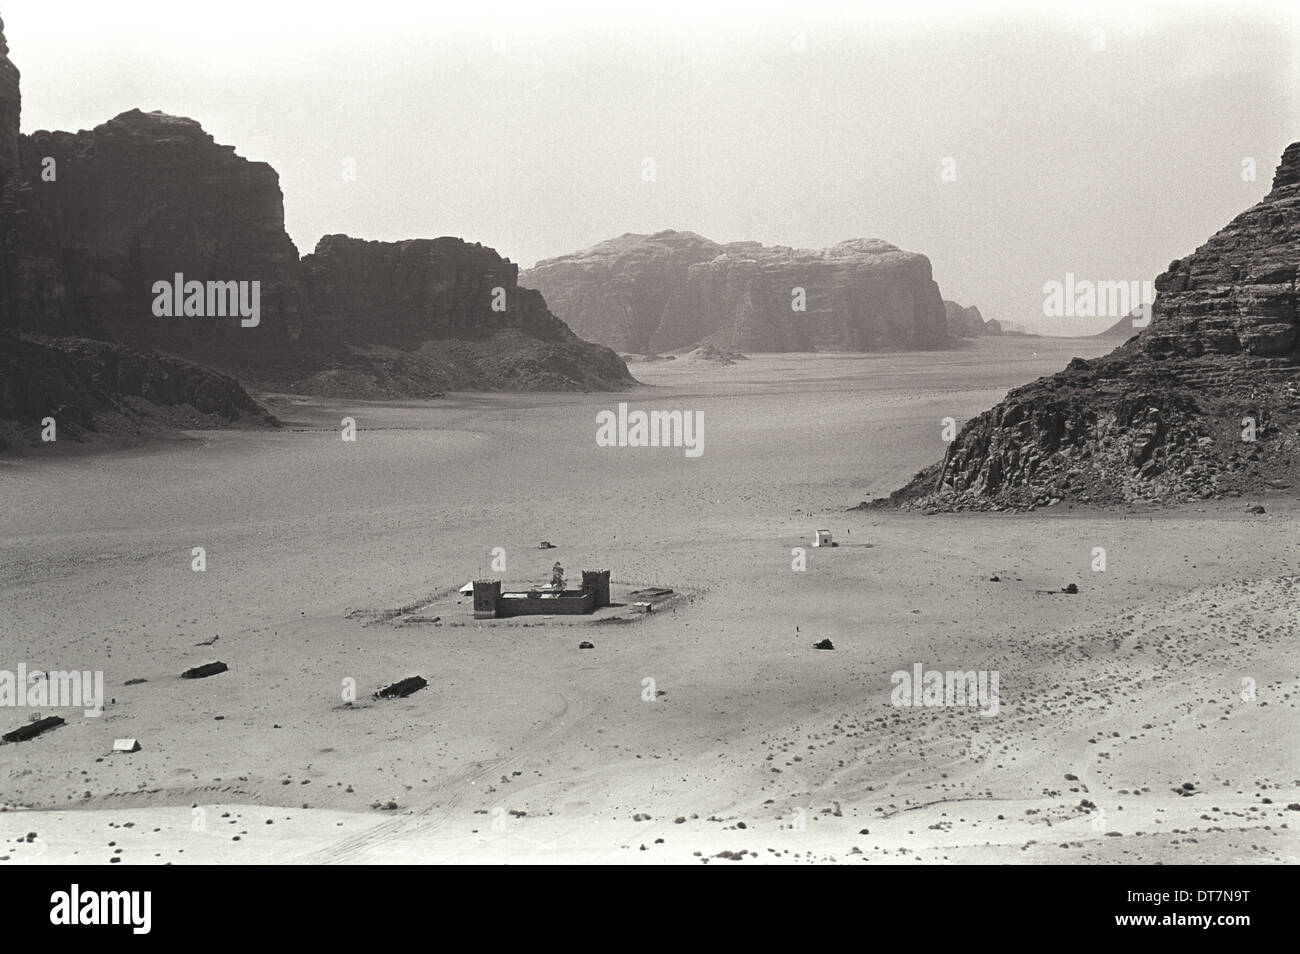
[521,230,722,353]
[0,15,75,332]
[1144,142,1300,359]
[878,142,1300,512]
[306,235,561,345]
[302,235,635,392]
[523,231,951,353]
[20,109,307,373]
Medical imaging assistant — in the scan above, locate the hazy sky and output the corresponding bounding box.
[6,0,1297,334]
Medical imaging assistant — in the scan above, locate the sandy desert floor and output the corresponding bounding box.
[0,336,1296,864]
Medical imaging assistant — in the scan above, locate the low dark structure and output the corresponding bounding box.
[374,676,427,699]
[3,715,65,743]
[182,661,228,679]
[473,569,611,619]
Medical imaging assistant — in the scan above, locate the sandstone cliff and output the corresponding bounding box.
[877,142,1300,511]
[301,235,634,393]
[523,232,951,353]
[0,16,74,332]
[20,108,308,375]
[520,230,721,353]
[0,17,274,448]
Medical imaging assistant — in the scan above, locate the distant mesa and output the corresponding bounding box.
[875,140,1300,512]
[521,230,952,354]
[943,300,1002,338]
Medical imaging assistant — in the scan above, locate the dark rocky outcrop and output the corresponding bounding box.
[523,231,951,353]
[0,16,75,332]
[876,142,1300,512]
[301,235,634,393]
[0,16,274,449]
[20,108,309,379]
[0,333,275,449]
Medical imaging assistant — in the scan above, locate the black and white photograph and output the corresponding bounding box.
[0,0,1295,898]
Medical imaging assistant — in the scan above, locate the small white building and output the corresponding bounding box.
[813,529,833,548]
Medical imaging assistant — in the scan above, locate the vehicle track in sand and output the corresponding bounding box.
[300,689,581,863]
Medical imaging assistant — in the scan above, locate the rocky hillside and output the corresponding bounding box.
[874,141,1300,512]
[0,333,275,450]
[523,231,951,353]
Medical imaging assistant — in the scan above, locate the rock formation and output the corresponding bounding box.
[0,17,274,448]
[0,13,633,439]
[0,17,74,332]
[523,231,951,353]
[944,300,999,338]
[301,235,634,393]
[0,334,275,449]
[876,142,1300,511]
[520,230,722,353]
[21,108,308,375]
[1097,308,1147,338]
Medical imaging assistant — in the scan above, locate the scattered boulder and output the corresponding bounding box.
[1062,583,1079,595]
[373,676,427,700]
[181,661,228,679]
[538,541,556,549]
[578,641,594,650]
[2,715,65,743]
[814,638,835,650]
